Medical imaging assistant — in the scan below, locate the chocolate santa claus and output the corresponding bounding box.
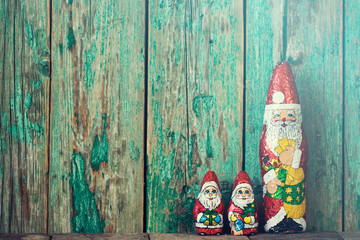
[193,171,224,235]
[228,171,258,236]
[259,61,308,233]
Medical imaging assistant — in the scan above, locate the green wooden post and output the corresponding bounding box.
[50,0,145,233]
[245,0,286,229]
[344,0,360,232]
[147,0,243,233]
[0,0,50,233]
[286,0,343,231]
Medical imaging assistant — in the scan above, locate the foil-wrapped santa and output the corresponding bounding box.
[259,61,308,233]
[193,171,224,235]
[228,171,258,236]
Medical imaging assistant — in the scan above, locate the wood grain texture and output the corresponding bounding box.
[343,0,360,232]
[0,0,50,233]
[249,232,343,240]
[244,0,286,229]
[52,233,149,240]
[0,234,50,240]
[50,0,145,233]
[146,0,243,233]
[149,233,249,240]
[286,0,343,231]
[338,232,360,240]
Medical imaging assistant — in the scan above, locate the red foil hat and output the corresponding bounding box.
[265,61,300,109]
[200,171,221,191]
[233,171,252,190]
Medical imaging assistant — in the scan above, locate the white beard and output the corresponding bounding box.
[232,194,255,210]
[264,109,303,156]
[199,194,221,211]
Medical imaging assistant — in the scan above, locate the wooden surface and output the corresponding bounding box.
[149,233,248,240]
[286,0,343,231]
[146,0,243,233]
[338,232,360,240]
[52,233,149,240]
[50,0,145,233]
[0,0,50,233]
[249,232,343,240]
[343,0,360,232]
[0,234,50,240]
[0,0,359,234]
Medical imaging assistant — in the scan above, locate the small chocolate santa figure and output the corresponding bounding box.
[193,171,224,235]
[228,171,258,236]
[260,61,308,233]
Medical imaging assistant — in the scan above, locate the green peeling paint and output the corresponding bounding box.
[192,95,214,118]
[90,114,109,171]
[206,126,213,158]
[83,42,97,87]
[70,152,106,233]
[67,27,75,50]
[59,43,64,55]
[68,0,73,4]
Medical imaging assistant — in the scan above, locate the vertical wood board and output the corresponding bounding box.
[344,0,360,232]
[50,0,145,233]
[286,0,343,231]
[0,0,50,233]
[147,0,243,233]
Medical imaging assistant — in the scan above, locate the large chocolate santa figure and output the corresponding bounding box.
[228,171,258,236]
[259,61,308,233]
[193,171,224,235]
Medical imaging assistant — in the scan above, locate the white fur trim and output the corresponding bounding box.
[219,213,223,225]
[195,222,223,229]
[250,216,255,225]
[272,91,285,104]
[264,207,286,232]
[228,211,234,222]
[197,212,204,222]
[291,149,302,169]
[293,217,306,231]
[264,169,277,184]
[263,185,267,197]
[265,104,301,110]
[245,222,258,229]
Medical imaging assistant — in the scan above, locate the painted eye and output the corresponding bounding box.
[273,111,281,118]
[212,190,217,194]
[245,190,249,194]
[238,190,243,194]
[205,190,209,194]
[287,111,295,117]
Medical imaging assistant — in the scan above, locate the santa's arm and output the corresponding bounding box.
[193,200,204,222]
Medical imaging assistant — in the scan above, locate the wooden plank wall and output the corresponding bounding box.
[0,0,359,234]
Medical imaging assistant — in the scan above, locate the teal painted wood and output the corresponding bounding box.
[50,0,145,233]
[244,0,286,229]
[0,0,50,233]
[344,0,360,232]
[286,0,343,231]
[147,0,243,233]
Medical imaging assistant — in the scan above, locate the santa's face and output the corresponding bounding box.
[199,185,221,211]
[271,109,296,127]
[232,185,255,209]
[236,187,252,200]
[203,186,218,200]
[265,108,302,156]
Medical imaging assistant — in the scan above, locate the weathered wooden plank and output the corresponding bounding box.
[0,0,50,233]
[244,0,286,230]
[147,0,243,233]
[50,0,145,233]
[286,0,343,231]
[249,232,343,240]
[343,0,360,232]
[149,233,249,240]
[52,233,149,240]
[0,234,50,240]
[338,232,360,240]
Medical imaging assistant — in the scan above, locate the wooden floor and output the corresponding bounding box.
[0,232,359,240]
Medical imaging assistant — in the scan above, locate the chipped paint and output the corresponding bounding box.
[90,114,109,171]
[67,27,75,50]
[70,152,106,233]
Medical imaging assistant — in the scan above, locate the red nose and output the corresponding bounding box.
[282,118,286,122]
